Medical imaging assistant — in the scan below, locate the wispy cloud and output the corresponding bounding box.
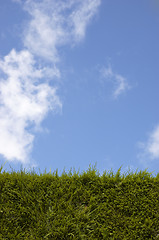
[100,64,130,99]
[0,49,61,163]
[138,125,159,162]
[23,0,101,61]
[0,0,101,163]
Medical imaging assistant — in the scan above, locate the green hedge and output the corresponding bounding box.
[0,166,159,239]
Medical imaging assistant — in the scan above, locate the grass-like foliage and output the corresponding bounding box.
[0,164,159,239]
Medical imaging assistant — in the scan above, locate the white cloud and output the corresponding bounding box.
[101,64,130,99]
[0,0,101,164]
[139,125,159,161]
[0,49,61,163]
[70,0,101,41]
[23,0,101,61]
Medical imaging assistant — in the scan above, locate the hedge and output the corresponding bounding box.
[0,165,159,239]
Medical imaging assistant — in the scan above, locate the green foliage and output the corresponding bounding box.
[0,165,159,239]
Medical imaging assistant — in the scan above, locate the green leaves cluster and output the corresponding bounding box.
[0,166,159,239]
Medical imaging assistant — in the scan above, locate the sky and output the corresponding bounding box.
[0,0,159,175]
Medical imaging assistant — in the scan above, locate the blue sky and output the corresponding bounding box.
[0,0,159,175]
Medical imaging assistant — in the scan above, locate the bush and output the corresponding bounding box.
[0,165,159,239]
